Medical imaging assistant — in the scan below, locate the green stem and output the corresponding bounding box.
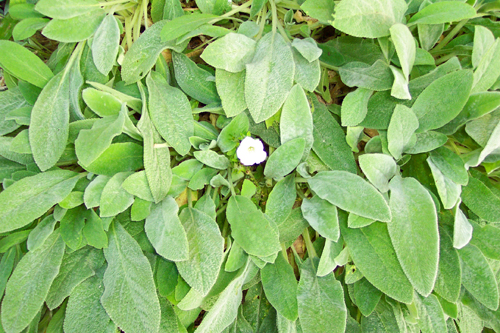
[435,52,457,65]
[98,0,131,7]
[278,0,301,9]
[281,243,289,263]
[302,227,318,258]
[432,19,469,53]
[220,0,253,18]
[256,5,268,40]
[227,169,237,196]
[320,60,339,71]
[295,177,308,183]
[142,0,149,29]
[270,0,278,36]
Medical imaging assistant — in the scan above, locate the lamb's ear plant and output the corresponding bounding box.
[1,0,500,332]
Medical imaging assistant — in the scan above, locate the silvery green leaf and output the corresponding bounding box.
[101,222,161,333]
[387,104,418,160]
[122,20,188,84]
[472,38,500,94]
[434,227,461,303]
[348,278,382,317]
[340,212,413,303]
[415,293,447,333]
[332,0,407,38]
[194,260,252,333]
[261,253,298,321]
[201,32,256,73]
[145,196,189,262]
[308,171,391,222]
[27,215,57,251]
[75,103,126,167]
[147,71,194,156]
[172,51,220,105]
[453,203,473,249]
[42,10,105,43]
[292,38,322,63]
[390,66,411,100]
[280,85,313,159]
[297,258,347,333]
[472,26,495,69]
[347,213,376,228]
[266,174,296,225]
[358,153,397,193]
[418,23,444,51]
[459,243,499,311]
[194,150,230,170]
[176,208,224,295]
[245,32,294,123]
[99,172,134,217]
[339,60,394,91]
[35,0,99,19]
[293,49,321,92]
[301,196,339,242]
[217,112,249,153]
[427,158,461,210]
[216,69,247,117]
[227,196,281,258]
[1,232,65,333]
[317,239,344,277]
[45,246,104,310]
[137,88,172,203]
[0,170,79,233]
[390,23,416,79]
[388,175,439,296]
[413,70,473,132]
[311,99,357,173]
[64,270,112,333]
[264,138,305,180]
[341,88,372,127]
[92,14,120,75]
[29,71,70,171]
[428,147,468,185]
[84,174,110,208]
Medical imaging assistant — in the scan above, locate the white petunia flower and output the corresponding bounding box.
[236,137,267,166]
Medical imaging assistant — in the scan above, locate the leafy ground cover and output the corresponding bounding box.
[1,0,500,332]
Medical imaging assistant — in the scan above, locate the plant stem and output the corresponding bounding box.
[187,188,193,208]
[302,227,318,258]
[320,61,339,71]
[227,168,237,196]
[432,19,469,53]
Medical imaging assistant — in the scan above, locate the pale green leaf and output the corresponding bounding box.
[46,246,104,310]
[215,69,247,117]
[388,176,439,296]
[387,104,419,160]
[412,70,473,132]
[408,2,476,25]
[101,222,161,333]
[99,172,134,217]
[145,196,189,262]
[0,232,65,333]
[297,258,347,333]
[245,32,294,123]
[340,213,413,303]
[341,88,372,127]
[147,72,193,156]
[176,208,224,295]
[261,254,298,321]
[29,71,70,171]
[308,171,391,222]
[227,196,281,258]
[92,14,120,75]
[0,40,53,88]
[358,153,397,193]
[264,138,305,180]
[201,32,256,73]
[459,243,499,311]
[390,23,416,79]
[35,0,99,19]
[332,0,407,38]
[301,196,339,241]
[0,170,79,233]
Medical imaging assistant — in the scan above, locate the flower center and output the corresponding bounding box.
[247,146,255,152]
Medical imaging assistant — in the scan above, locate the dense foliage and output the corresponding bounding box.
[1,0,500,332]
